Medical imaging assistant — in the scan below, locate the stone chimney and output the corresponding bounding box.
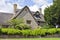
[39,8,42,14]
[13,4,17,13]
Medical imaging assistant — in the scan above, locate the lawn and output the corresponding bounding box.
[0,38,60,40]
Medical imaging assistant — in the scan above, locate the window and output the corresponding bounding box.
[26,20,31,24]
[37,21,40,25]
[35,15,40,18]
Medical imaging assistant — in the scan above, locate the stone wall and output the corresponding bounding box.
[0,34,60,38]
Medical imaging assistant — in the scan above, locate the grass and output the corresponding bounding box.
[0,38,60,40]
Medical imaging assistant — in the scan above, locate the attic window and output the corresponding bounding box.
[26,20,31,24]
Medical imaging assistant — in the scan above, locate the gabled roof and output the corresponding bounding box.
[12,6,38,25]
[13,6,36,19]
[34,11,40,15]
[13,6,45,22]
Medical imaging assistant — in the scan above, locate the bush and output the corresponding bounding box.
[21,30,31,36]
[7,29,21,35]
[16,24,31,30]
[42,24,55,29]
[9,19,31,30]
[30,29,47,36]
[38,29,47,36]
[30,29,39,36]
[0,28,1,34]
[47,28,57,35]
[56,28,60,33]
[1,28,60,36]
[1,28,21,35]
[1,28,8,34]
[42,24,50,29]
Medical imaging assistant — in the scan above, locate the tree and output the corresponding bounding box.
[9,18,24,28]
[9,18,31,30]
[44,0,60,27]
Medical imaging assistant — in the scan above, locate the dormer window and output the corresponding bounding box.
[34,11,41,18]
[35,15,40,18]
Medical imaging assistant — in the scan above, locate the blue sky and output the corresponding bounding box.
[0,0,53,14]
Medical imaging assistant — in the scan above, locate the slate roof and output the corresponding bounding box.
[14,6,45,22]
[34,11,45,22]
[0,12,13,25]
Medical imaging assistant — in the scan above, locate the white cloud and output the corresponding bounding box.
[29,5,39,12]
[0,0,23,13]
[0,0,53,14]
[32,0,48,7]
[0,0,13,13]
[41,3,53,14]
[31,0,53,14]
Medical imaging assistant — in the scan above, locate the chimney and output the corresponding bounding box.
[39,8,42,14]
[13,4,17,13]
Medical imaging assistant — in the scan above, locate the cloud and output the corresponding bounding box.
[0,0,23,13]
[41,3,53,14]
[0,0,53,14]
[31,0,53,14]
[0,0,13,13]
[32,0,53,6]
[29,5,39,12]
[32,0,47,6]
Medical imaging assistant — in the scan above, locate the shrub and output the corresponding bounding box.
[1,28,21,35]
[16,24,31,30]
[42,24,50,29]
[1,28,8,34]
[9,19,24,28]
[1,28,60,36]
[7,29,21,35]
[0,28,1,34]
[47,28,57,35]
[42,24,55,29]
[30,29,39,36]
[9,19,31,30]
[21,30,31,36]
[38,29,47,36]
[56,28,60,33]
[30,29,47,36]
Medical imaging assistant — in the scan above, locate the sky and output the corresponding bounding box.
[0,0,53,14]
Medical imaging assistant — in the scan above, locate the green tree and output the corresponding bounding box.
[44,0,60,27]
[9,18,24,28]
[9,19,31,30]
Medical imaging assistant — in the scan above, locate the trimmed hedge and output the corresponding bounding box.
[0,28,60,36]
[47,28,57,35]
[1,28,21,35]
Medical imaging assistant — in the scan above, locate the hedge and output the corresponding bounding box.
[0,28,60,36]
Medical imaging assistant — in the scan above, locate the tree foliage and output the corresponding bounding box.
[9,18,24,28]
[9,18,31,30]
[44,0,60,27]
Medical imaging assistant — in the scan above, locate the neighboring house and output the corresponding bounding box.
[0,4,45,29]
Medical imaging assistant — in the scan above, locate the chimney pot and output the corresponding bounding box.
[14,4,17,13]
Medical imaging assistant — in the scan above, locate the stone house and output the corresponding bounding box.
[0,4,45,29]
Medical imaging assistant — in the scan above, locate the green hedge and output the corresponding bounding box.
[1,28,21,35]
[0,28,60,36]
[47,28,57,35]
